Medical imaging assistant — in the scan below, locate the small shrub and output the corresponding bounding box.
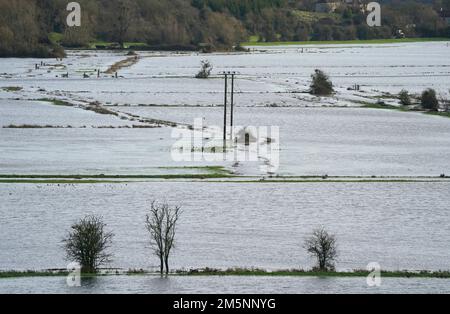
[310,69,334,96]
[49,45,66,59]
[398,89,412,106]
[195,60,213,79]
[234,44,250,52]
[63,215,114,273]
[421,88,439,111]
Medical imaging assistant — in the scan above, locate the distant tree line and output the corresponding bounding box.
[0,0,449,57]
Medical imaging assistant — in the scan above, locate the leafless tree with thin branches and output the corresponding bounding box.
[145,201,182,275]
[113,0,132,48]
[304,227,338,272]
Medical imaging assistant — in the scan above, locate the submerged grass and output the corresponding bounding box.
[361,103,407,111]
[105,56,140,75]
[2,268,450,279]
[0,174,447,184]
[0,173,234,183]
[157,166,233,176]
[0,270,69,279]
[209,179,441,183]
[181,268,450,279]
[0,180,127,184]
[357,101,450,119]
[0,167,234,182]
[37,98,73,107]
[1,86,23,92]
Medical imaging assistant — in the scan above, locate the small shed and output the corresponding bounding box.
[235,128,258,146]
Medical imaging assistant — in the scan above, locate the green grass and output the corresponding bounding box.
[0,167,234,184]
[361,102,407,111]
[1,86,23,92]
[243,37,449,47]
[0,180,128,184]
[48,32,63,45]
[0,174,447,184]
[124,42,148,48]
[0,270,69,279]
[181,268,450,279]
[248,35,260,43]
[88,41,147,49]
[425,111,450,119]
[0,270,112,279]
[3,268,450,279]
[358,101,450,119]
[0,173,234,183]
[3,124,69,129]
[157,166,233,176]
[88,41,111,49]
[212,179,436,183]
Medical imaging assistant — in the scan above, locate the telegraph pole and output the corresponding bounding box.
[223,73,228,150]
[221,71,237,149]
[230,73,235,141]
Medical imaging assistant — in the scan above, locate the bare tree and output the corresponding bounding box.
[113,0,132,48]
[304,227,338,272]
[145,201,182,275]
[63,215,114,273]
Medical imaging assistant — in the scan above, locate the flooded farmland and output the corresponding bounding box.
[1,181,450,272]
[1,42,450,293]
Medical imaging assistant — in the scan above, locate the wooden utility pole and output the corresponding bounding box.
[221,71,237,149]
[230,73,235,141]
[223,73,228,150]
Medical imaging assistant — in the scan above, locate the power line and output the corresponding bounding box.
[220,71,238,149]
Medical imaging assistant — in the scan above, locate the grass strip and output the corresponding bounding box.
[181,268,450,279]
[243,38,449,47]
[2,268,450,279]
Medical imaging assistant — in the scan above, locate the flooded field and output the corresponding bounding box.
[1,42,449,107]
[1,42,450,293]
[1,42,449,176]
[1,104,450,176]
[2,275,450,294]
[1,181,450,272]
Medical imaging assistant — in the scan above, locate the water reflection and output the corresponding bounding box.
[1,275,450,294]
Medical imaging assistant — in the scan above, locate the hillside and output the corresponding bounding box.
[0,0,449,57]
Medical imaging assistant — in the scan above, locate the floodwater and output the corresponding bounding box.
[1,42,450,293]
[2,275,450,294]
[1,104,450,176]
[1,43,450,176]
[2,42,449,106]
[1,182,450,272]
